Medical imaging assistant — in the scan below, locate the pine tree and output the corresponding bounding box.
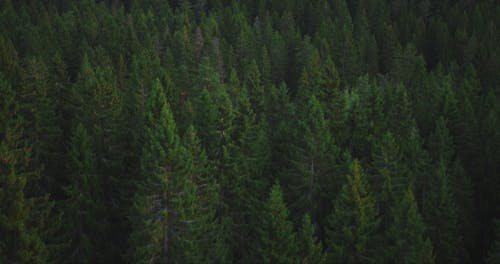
[344,77,373,158]
[178,125,224,263]
[257,182,298,264]
[128,79,184,263]
[295,50,323,101]
[19,56,65,261]
[71,53,124,260]
[428,117,454,163]
[402,126,430,206]
[298,214,324,264]
[122,47,163,179]
[371,131,406,223]
[386,189,434,264]
[386,83,414,141]
[244,59,266,116]
[229,86,271,261]
[62,123,104,263]
[283,95,340,236]
[450,157,475,261]
[266,83,296,176]
[326,160,379,263]
[47,52,72,198]
[0,74,47,263]
[19,57,63,194]
[194,88,220,162]
[423,159,461,263]
[259,46,272,88]
[321,58,348,147]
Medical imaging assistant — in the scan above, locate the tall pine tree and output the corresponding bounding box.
[386,189,434,264]
[0,74,47,263]
[257,182,299,264]
[62,123,104,263]
[128,79,185,263]
[326,160,380,263]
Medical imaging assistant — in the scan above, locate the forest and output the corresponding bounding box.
[0,0,499,263]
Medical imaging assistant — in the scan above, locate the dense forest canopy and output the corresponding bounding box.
[1,0,499,263]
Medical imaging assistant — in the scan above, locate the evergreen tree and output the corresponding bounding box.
[298,214,325,264]
[283,95,340,236]
[344,77,372,158]
[229,86,271,260]
[71,53,124,260]
[128,79,184,263]
[257,182,298,264]
[0,1,498,262]
[0,74,47,263]
[244,59,266,116]
[326,160,379,263]
[19,57,63,194]
[423,159,461,264]
[386,189,434,264]
[180,125,225,263]
[371,131,406,223]
[62,123,104,263]
[266,83,296,176]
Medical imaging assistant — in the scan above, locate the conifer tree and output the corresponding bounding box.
[257,182,298,264]
[344,77,373,158]
[371,131,406,223]
[229,86,271,260]
[71,53,124,260]
[424,159,461,263]
[0,1,498,263]
[245,59,266,116]
[122,47,163,175]
[326,160,379,263]
[266,83,296,176]
[20,57,63,193]
[0,74,47,263]
[283,95,340,234]
[128,79,184,263]
[62,123,104,263]
[386,189,434,264]
[298,214,325,264]
[178,125,225,263]
[194,88,220,162]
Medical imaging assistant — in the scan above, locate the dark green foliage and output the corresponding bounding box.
[62,123,104,263]
[0,74,47,263]
[386,189,435,264]
[257,183,298,264]
[20,57,63,191]
[180,125,223,263]
[424,159,462,263]
[0,1,498,262]
[371,132,406,217]
[128,79,184,263]
[298,214,325,264]
[283,95,340,236]
[326,160,379,263]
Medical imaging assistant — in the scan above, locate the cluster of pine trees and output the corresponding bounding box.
[1,0,499,263]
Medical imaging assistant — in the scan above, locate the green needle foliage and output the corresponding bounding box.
[326,160,379,263]
[386,189,434,264]
[0,0,498,262]
[0,74,47,263]
[257,182,299,264]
